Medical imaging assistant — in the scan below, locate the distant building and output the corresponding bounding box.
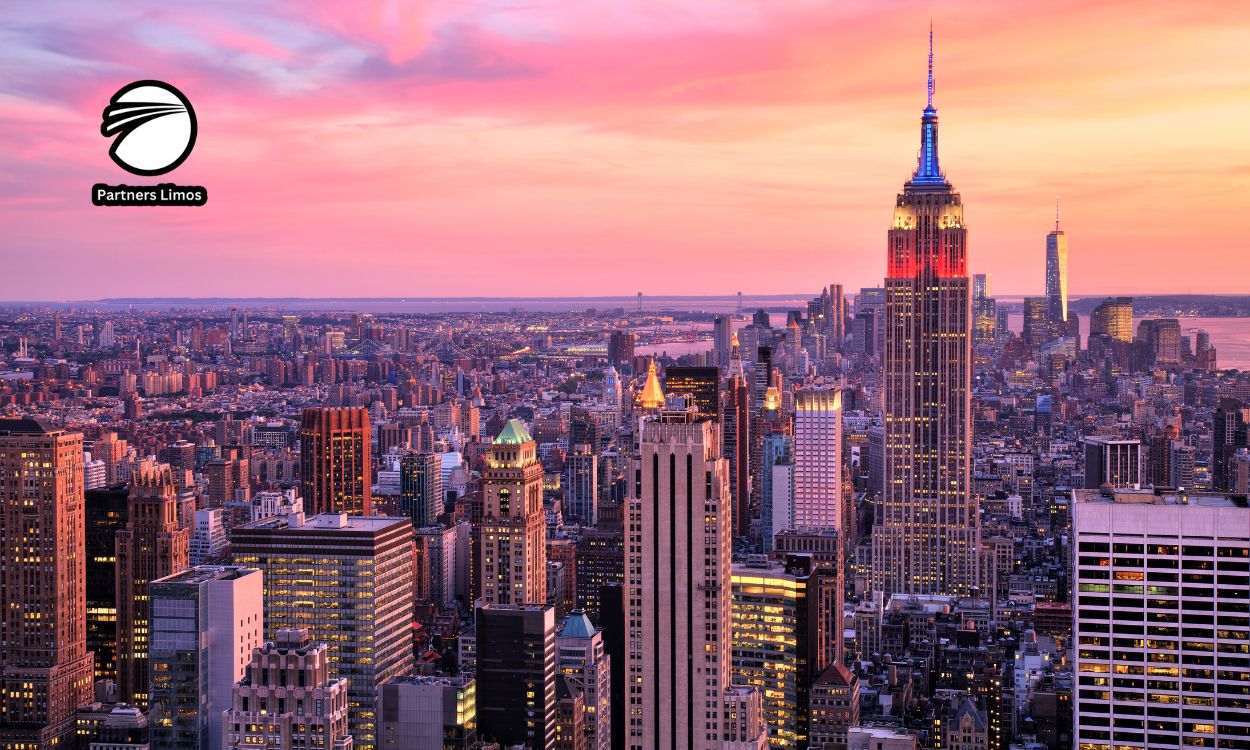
[1082,436,1143,489]
[148,566,263,750]
[1089,297,1133,342]
[224,627,352,750]
[400,451,444,528]
[189,508,228,564]
[1045,214,1068,323]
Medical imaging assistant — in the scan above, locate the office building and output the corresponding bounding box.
[224,627,353,750]
[0,419,95,750]
[232,512,415,750]
[148,566,263,750]
[1082,436,1143,489]
[476,604,557,750]
[1023,296,1052,347]
[85,483,128,683]
[626,413,764,750]
[1089,297,1133,343]
[723,374,752,539]
[557,611,612,750]
[872,35,981,597]
[608,331,636,369]
[809,664,860,750]
[714,315,734,364]
[1072,488,1250,750]
[400,451,444,528]
[564,448,599,525]
[792,389,843,531]
[480,420,547,606]
[1045,210,1069,322]
[116,464,190,706]
[663,366,720,418]
[300,406,372,515]
[379,675,477,750]
[730,557,819,748]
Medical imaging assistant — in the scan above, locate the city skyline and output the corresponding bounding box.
[5,2,1250,299]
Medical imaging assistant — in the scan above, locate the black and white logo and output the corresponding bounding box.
[100,80,197,176]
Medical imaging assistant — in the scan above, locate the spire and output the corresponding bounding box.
[927,20,934,109]
[638,359,665,410]
[910,24,946,186]
[1055,194,1061,231]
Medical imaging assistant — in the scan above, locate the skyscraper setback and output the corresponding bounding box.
[871,32,981,597]
[0,420,94,750]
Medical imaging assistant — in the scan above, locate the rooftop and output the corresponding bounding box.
[494,418,533,445]
[1073,488,1248,509]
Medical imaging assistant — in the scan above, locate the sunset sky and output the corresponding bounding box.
[3,1,1249,300]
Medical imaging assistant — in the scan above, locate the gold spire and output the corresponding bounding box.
[638,359,666,409]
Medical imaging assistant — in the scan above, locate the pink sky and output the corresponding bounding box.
[3,1,1249,300]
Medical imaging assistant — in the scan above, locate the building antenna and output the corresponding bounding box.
[1055,194,1061,231]
[927,21,934,108]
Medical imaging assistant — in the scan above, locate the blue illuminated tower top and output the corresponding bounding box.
[909,24,947,187]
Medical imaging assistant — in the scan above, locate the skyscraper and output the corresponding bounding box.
[1089,297,1133,342]
[626,413,764,750]
[148,565,263,750]
[0,419,94,750]
[663,366,720,418]
[723,373,751,538]
[791,389,843,531]
[1045,204,1069,322]
[400,451,444,528]
[476,604,558,750]
[85,483,128,683]
[116,463,190,706]
[231,512,415,750]
[872,31,981,597]
[1072,488,1250,750]
[299,406,372,515]
[564,448,600,525]
[480,419,547,606]
[557,611,612,750]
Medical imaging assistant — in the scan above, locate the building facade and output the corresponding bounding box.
[299,406,372,515]
[476,604,557,749]
[480,420,547,606]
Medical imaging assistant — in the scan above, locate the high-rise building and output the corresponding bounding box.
[0,419,94,750]
[730,557,819,748]
[1072,488,1250,750]
[480,419,547,606]
[872,33,981,598]
[792,389,843,531]
[1136,318,1182,366]
[1045,209,1069,322]
[626,413,764,750]
[148,565,263,750]
[723,374,752,538]
[1089,297,1133,343]
[232,512,415,750]
[663,366,720,418]
[826,283,847,348]
[564,448,599,525]
[400,451,444,528]
[1082,436,1143,489]
[1212,398,1247,491]
[1023,296,1052,347]
[224,627,353,750]
[713,315,734,364]
[85,483,128,683]
[415,524,459,609]
[557,611,612,750]
[116,464,190,706]
[379,675,478,749]
[476,604,557,750]
[299,406,372,515]
[608,330,636,369]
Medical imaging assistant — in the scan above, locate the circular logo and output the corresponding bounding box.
[101,80,197,176]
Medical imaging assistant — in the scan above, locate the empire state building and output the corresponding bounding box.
[871,31,981,597]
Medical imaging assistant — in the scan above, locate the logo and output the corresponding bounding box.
[101,80,197,175]
[93,80,206,206]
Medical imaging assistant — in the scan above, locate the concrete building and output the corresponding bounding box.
[378,675,477,750]
[480,420,547,606]
[232,512,415,750]
[1072,488,1250,750]
[0,419,95,750]
[116,464,190,706]
[148,566,263,750]
[224,627,352,750]
[557,611,611,750]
